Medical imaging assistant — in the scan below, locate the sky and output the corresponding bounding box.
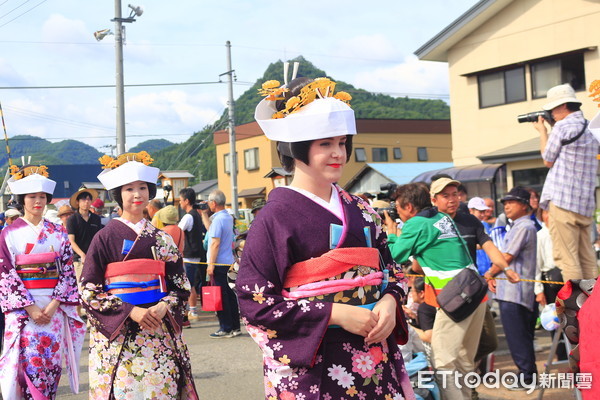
[0,0,479,154]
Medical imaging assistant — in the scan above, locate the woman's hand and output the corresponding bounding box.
[130,306,162,331]
[329,303,378,337]
[148,302,168,321]
[365,294,397,345]
[42,299,61,319]
[25,304,51,325]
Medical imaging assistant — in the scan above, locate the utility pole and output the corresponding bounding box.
[225,41,238,216]
[114,0,126,155]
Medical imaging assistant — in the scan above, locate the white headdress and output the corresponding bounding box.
[254,69,356,143]
[97,151,159,190]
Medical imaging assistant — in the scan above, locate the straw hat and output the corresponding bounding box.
[69,188,98,209]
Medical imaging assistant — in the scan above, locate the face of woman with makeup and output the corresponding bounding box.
[121,181,150,217]
[299,135,347,185]
[23,192,47,219]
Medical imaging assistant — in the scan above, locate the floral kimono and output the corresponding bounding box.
[0,217,85,399]
[237,185,415,400]
[80,218,198,400]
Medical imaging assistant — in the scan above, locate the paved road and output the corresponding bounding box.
[42,313,581,399]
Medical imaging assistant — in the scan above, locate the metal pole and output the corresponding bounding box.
[114,0,126,155]
[226,41,238,216]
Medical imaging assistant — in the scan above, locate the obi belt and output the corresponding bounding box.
[105,259,167,305]
[282,247,388,322]
[16,252,60,289]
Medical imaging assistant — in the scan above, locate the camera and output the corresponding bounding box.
[193,201,209,210]
[517,110,554,124]
[376,201,399,222]
[378,183,398,200]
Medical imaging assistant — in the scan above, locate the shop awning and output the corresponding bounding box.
[411,163,504,183]
[238,187,266,198]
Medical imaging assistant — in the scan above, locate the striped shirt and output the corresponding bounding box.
[540,111,598,217]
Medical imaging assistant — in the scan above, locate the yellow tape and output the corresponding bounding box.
[405,273,563,285]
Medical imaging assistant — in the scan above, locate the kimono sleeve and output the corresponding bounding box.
[156,229,190,325]
[375,226,409,345]
[0,229,34,312]
[80,232,134,341]
[51,225,79,304]
[236,217,332,369]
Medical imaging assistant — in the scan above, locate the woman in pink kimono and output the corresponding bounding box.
[236,76,415,400]
[0,164,85,399]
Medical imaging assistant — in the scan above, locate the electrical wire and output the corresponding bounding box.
[0,81,224,90]
[0,0,31,20]
[0,0,47,29]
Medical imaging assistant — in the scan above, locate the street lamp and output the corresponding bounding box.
[96,2,143,156]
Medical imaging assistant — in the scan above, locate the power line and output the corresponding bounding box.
[0,0,31,20]
[0,80,224,90]
[0,0,47,29]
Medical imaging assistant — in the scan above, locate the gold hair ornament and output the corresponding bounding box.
[99,151,154,170]
[9,164,49,180]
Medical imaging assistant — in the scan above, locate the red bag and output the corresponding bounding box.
[201,281,223,311]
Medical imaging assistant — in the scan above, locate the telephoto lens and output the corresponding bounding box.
[517,110,553,123]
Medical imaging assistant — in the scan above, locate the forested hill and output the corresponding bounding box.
[151,56,450,183]
[0,135,102,167]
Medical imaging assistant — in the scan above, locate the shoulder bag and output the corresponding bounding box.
[430,213,488,322]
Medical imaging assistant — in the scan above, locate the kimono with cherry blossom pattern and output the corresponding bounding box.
[80,218,198,400]
[0,217,85,399]
[237,186,415,400]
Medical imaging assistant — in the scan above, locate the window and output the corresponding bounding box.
[355,148,366,162]
[393,147,402,160]
[512,168,548,192]
[417,147,428,161]
[531,53,585,99]
[478,66,526,108]
[244,148,259,171]
[372,148,388,162]
[224,152,238,174]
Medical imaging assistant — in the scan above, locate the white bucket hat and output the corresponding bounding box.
[7,165,56,195]
[543,84,581,111]
[254,77,356,143]
[97,152,159,190]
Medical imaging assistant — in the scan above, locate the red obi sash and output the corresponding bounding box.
[16,252,60,289]
[105,259,167,305]
[283,247,380,289]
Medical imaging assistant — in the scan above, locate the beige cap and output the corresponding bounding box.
[430,177,461,197]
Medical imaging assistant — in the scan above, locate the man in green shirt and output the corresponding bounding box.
[384,180,496,400]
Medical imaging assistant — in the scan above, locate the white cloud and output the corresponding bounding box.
[125,90,224,136]
[334,34,403,62]
[353,55,449,99]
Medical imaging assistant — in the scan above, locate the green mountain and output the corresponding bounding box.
[130,139,174,154]
[0,135,103,167]
[152,56,450,183]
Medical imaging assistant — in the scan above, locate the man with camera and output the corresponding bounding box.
[178,187,208,323]
[532,83,598,281]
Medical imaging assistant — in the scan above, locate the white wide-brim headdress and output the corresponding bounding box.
[255,97,356,142]
[8,170,56,195]
[98,160,159,190]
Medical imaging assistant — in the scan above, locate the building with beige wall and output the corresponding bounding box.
[214,119,451,208]
[416,0,600,191]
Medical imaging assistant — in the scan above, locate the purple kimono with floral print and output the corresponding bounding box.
[80,218,198,400]
[0,217,85,399]
[237,186,415,400]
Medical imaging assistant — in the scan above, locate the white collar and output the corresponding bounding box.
[286,184,343,221]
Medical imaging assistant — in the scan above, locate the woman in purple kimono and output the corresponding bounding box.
[79,152,198,399]
[0,164,85,399]
[237,76,415,400]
